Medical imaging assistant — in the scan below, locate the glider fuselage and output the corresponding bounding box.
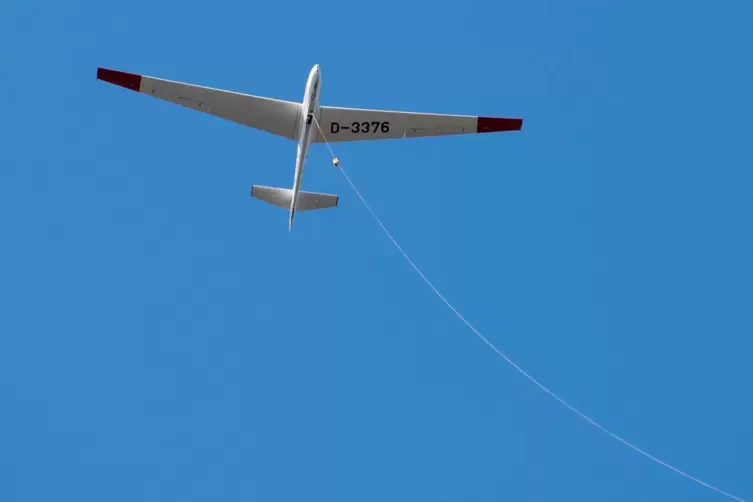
[290,64,321,230]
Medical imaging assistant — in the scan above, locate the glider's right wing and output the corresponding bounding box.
[96,68,302,140]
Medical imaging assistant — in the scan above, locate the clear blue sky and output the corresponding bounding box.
[2,0,752,500]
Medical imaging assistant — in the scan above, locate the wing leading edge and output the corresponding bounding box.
[313,105,522,143]
[96,68,301,140]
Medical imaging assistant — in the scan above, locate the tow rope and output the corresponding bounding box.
[312,115,745,502]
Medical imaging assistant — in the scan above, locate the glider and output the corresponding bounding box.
[96,64,523,230]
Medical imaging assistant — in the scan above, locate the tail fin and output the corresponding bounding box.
[250,186,338,211]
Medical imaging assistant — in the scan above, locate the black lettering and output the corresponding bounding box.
[338,121,391,134]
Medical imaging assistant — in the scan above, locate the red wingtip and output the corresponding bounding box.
[477,116,523,133]
[96,67,142,92]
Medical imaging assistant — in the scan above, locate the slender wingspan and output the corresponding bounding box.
[314,105,522,143]
[96,68,302,140]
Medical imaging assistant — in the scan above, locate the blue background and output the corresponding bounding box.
[2,0,752,500]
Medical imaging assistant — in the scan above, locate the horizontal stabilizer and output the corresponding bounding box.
[296,190,339,210]
[250,186,339,211]
[250,185,293,209]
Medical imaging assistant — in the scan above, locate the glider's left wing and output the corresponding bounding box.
[314,105,522,143]
[97,68,301,140]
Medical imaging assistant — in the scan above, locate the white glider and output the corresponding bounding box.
[97,64,523,230]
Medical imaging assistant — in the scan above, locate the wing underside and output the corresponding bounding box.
[97,68,302,140]
[313,105,522,143]
[97,68,522,144]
